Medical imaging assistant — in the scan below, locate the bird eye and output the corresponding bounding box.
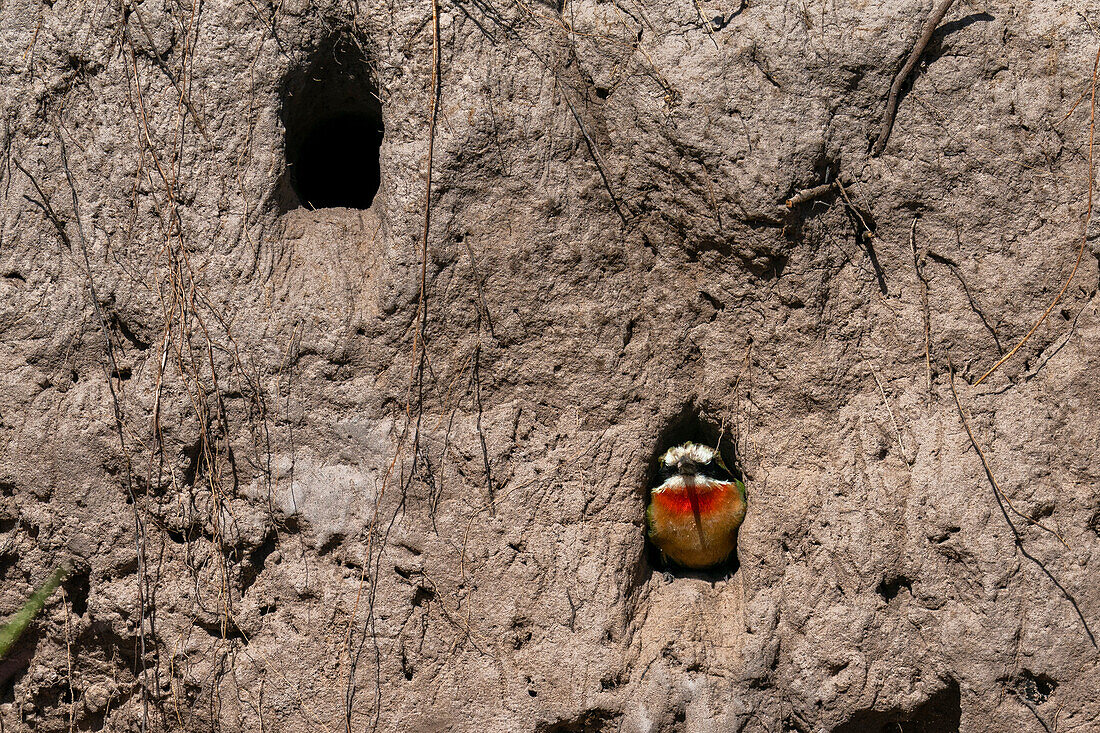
[703,458,733,480]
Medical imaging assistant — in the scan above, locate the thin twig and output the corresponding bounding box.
[345,5,443,731]
[689,0,720,51]
[785,181,836,209]
[461,4,629,225]
[933,245,1004,354]
[1012,692,1054,733]
[12,158,73,249]
[872,0,957,156]
[954,367,1097,651]
[125,4,209,141]
[453,0,498,42]
[561,91,629,226]
[462,238,496,339]
[836,180,887,294]
[948,363,1068,548]
[909,218,932,395]
[835,180,873,239]
[472,344,495,514]
[411,0,443,403]
[62,585,75,733]
[975,46,1100,385]
[869,364,911,465]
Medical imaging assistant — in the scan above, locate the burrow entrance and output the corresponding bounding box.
[832,679,961,733]
[281,36,383,211]
[644,406,744,581]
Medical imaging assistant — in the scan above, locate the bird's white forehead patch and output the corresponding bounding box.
[659,442,718,466]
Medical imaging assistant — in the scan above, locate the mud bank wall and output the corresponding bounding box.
[0,0,1098,730]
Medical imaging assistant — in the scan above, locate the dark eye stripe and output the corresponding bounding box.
[654,453,738,484]
[701,460,734,481]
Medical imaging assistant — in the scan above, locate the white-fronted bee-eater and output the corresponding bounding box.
[647,441,746,569]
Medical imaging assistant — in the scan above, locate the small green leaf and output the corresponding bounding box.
[0,563,71,660]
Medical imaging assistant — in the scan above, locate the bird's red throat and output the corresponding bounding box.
[653,478,738,517]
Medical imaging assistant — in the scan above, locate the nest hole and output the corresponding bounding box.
[643,406,743,581]
[63,566,90,616]
[281,36,383,211]
[833,679,961,733]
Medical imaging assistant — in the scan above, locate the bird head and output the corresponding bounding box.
[657,441,733,482]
